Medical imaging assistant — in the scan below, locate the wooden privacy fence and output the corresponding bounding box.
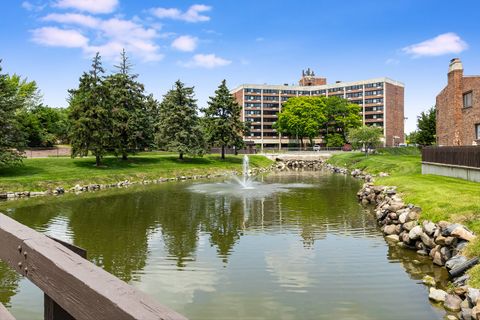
[0,213,187,320]
[422,146,480,168]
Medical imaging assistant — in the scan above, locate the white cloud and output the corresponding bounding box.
[22,1,46,12]
[54,0,118,14]
[35,13,162,62]
[182,53,231,68]
[42,13,100,28]
[151,4,211,22]
[31,27,89,48]
[171,35,198,52]
[402,32,468,57]
[385,58,400,65]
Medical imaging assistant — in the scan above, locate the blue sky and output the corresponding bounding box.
[1,0,479,133]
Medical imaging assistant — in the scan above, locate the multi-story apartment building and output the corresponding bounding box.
[231,69,405,149]
[436,58,480,146]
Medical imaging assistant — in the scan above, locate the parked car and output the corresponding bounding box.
[313,145,321,151]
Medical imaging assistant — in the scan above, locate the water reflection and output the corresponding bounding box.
[0,171,448,320]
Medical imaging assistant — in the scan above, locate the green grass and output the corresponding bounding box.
[328,148,480,264]
[0,153,273,192]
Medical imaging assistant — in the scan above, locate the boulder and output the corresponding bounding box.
[443,223,462,236]
[461,307,473,320]
[403,221,417,231]
[472,306,480,320]
[446,255,468,270]
[420,232,436,248]
[444,294,462,312]
[433,251,445,266]
[422,221,437,236]
[467,288,480,306]
[440,246,452,261]
[422,275,436,286]
[435,235,447,246]
[383,225,398,235]
[445,236,458,247]
[409,226,424,240]
[388,202,404,212]
[451,226,476,242]
[385,234,400,243]
[429,287,447,303]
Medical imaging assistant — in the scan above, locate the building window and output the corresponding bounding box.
[476,124,480,140]
[463,91,473,108]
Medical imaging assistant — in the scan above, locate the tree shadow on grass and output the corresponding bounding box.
[0,165,46,178]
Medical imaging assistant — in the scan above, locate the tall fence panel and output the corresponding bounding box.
[422,146,480,168]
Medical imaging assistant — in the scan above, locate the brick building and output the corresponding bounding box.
[436,58,480,146]
[231,70,405,149]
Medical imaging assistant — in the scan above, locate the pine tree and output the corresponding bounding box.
[68,53,111,167]
[203,80,247,159]
[156,80,205,159]
[106,49,152,160]
[0,61,27,167]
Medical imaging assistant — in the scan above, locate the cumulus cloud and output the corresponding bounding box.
[54,0,118,14]
[402,32,468,57]
[42,13,100,28]
[34,12,163,62]
[151,4,211,22]
[171,35,198,52]
[182,53,231,68]
[31,27,89,47]
[22,1,46,12]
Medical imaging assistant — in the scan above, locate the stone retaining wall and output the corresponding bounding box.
[322,163,480,320]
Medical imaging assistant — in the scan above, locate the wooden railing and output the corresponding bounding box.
[422,146,480,168]
[0,213,187,320]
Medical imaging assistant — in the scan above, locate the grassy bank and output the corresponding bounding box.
[328,148,480,284]
[0,153,273,192]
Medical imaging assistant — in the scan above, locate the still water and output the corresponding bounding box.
[0,171,448,319]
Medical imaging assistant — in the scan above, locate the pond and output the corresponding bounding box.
[0,171,449,319]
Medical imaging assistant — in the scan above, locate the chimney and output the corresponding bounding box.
[448,58,463,73]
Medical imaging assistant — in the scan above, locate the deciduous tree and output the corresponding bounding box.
[347,125,383,156]
[416,107,436,146]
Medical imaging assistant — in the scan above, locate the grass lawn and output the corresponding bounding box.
[0,153,273,192]
[328,147,480,284]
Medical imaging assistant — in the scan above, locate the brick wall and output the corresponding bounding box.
[385,83,405,146]
[436,62,480,146]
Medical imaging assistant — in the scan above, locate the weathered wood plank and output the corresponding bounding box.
[0,213,187,320]
[0,303,16,320]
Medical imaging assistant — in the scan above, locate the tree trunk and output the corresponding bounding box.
[309,137,314,148]
[122,152,128,161]
[221,145,225,160]
[300,138,304,150]
[179,152,183,160]
[95,155,101,167]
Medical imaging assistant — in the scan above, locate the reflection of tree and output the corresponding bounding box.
[155,188,204,268]
[203,197,243,263]
[7,201,59,230]
[68,192,156,282]
[0,262,20,307]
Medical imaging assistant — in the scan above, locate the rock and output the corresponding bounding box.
[446,255,468,270]
[383,224,399,235]
[388,202,405,212]
[433,251,445,266]
[436,235,447,246]
[467,288,480,306]
[401,232,411,244]
[398,209,410,224]
[456,241,469,253]
[445,236,458,247]
[440,246,452,261]
[429,287,447,302]
[386,189,397,196]
[453,274,470,287]
[423,221,437,236]
[455,287,468,297]
[444,294,462,312]
[422,275,436,286]
[472,306,480,320]
[451,226,476,242]
[443,223,462,236]
[461,307,472,320]
[417,250,428,256]
[420,232,436,248]
[385,234,400,242]
[403,221,417,231]
[409,225,424,240]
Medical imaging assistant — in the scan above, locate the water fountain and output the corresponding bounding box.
[189,155,312,198]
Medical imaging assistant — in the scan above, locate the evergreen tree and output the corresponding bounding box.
[106,49,152,159]
[156,80,205,159]
[0,61,29,166]
[68,53,111,166]
[203,80,247,159]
